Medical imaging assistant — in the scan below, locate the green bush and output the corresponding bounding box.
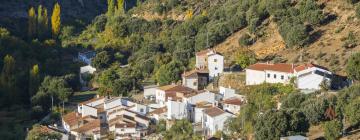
[323,120,342,140]
[238,34,253,46]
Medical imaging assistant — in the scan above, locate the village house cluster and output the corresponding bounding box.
[62,48,334,139]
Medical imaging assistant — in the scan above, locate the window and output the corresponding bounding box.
[193,82,197,86]
[121,129,124,131]
[267,74,270,78]
[140,108,144,113]
[100,116,103,119]
[274,74,277,79]
[215,67,218,70]
[281,75,284,80]
[214,59,217,62]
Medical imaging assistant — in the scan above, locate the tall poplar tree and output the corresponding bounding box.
[28,7,36,39]
[29,64,40,97]
[51,3,61,37]
[107,0,116,17]
[117,0,125,15]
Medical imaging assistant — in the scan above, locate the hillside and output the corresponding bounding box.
[214,0,360,75]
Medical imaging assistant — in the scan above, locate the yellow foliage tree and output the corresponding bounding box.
[51,3,61,37]
[28,7,36,38]
[117,0,125,15]
[185,9,193,20]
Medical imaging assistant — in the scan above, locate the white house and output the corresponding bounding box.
[194,101,213,123]
[222,97,244,114]
[202,107,234,136]
[195,49,224,79]
[143,85,158,99]
[182,69,209,90]
[246,63,332,90]
[155,84,195,106]
[167,100,187,120]
[208,53,224,78]
[148,107,167,123]
[78,51,96,65]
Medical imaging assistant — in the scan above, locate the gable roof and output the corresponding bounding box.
[247,63,295,73]
[158,85,195,93]
[79,97,105,105]
[149,107,167,115]
[247,63,329,74]
[182,69,209,78]
[203,107,226,117]
[222,97,244,106]
[72,119,100,133]
[62,111,97,127]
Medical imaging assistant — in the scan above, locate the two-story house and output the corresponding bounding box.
[182,69,209,90]
[195,49,224,79]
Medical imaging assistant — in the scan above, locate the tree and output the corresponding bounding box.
[281,92,308,109]
[254,109,309,140]
[346,52,360,81]
[300,98,328,125]
[37,5,49,39]
[344,97,360,126]
[155,60,183,85]
[238,34,253,46]
[29,64,41,97]
[28,7,37,38]
[234,48,256,69]
[26,124,61,140]
[51,3,61,37]
[31,76,72,111]
[117,0,125,15]
[107,0,116,17]
[163,119,200,140]
[155,119,166,134]
[323,120,342,140]
[92,51,111,70]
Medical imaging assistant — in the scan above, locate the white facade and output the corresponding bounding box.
[81,105,98,117]
[182,77,198,90]
[203,111,233,136]
[246,69,293,85]
[167,100,187,120]
[144,85,158,98]
[208,54,224,78]
[223,103,241,114]
[80,65,96,74]
[194,107,207,123]
[155,89,166,106]
[129,103,149,116]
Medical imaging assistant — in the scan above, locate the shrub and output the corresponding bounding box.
[238,34,254,46]
[323,120,342,140]
[342,31,357,48]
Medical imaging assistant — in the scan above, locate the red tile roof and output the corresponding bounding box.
[62,112,82,126]
[203,107,225,117]
[247,63,295,73]
[247,63,328,73]
[72,119,100,133]
[196,49,212,56]
[222,97,244,106]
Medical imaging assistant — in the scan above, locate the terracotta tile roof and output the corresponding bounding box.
[149,107,167,115]
[196,49,212,56]
[203,107,225,117]
[247,63,295,73]
[196,101,213,108]
[222,97,244,106]
[62,111,97,127]
[158,85,195,93]
[72,119,100,133]
[62,111,82,126]
[247,63,329,73]
[182,69,209,77]
[79,97,104,105]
